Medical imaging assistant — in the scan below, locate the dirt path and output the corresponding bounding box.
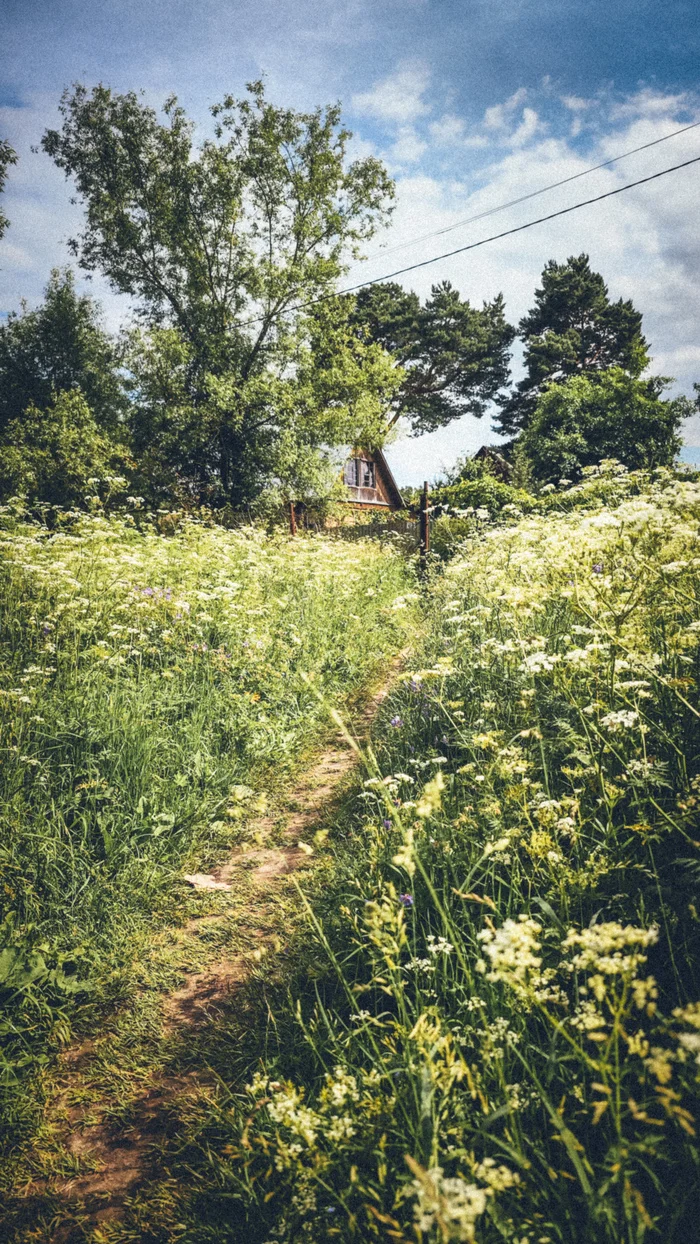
[10,659,404,1240]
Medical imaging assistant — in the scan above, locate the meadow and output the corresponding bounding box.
[2,466,700,1244]
[0,504,411,1128]
[190,465,700,1244]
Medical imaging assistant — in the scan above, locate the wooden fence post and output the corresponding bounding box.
[289,501,297,537]
[419,480,430,572]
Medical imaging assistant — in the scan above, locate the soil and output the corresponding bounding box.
[11,660,404,1237]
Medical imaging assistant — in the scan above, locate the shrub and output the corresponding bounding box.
[0,389,129,507]
[519,368,687,482]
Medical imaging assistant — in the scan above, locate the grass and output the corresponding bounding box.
[0,504,414,1139]
[3,464,700,1243]
[161,464,700,1244]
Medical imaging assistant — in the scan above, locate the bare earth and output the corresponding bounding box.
[16,660,404,1238]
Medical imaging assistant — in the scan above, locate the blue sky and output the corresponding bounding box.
[2,0,700,483]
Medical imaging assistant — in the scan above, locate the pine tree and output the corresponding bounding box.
[352,279,513,435]
[495,254,649,438]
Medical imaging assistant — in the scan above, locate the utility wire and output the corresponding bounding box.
[339,151,700,294]
[242,150,700,327]
[361,118,700,262]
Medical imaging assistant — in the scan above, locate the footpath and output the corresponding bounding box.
[3,658,406,1243]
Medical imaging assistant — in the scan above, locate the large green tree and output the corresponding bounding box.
[0,138,17,242]
[519,368,688,482]
[496,254,649,437]
[0,269,126,436]
[0,390,130,507]
[42,81,396,505]
[351,280,513,435]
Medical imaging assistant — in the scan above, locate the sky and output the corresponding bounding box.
[1,0,700,484]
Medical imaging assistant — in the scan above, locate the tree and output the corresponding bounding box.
[0,269,126,436]
[0,138,17,241]
[518,368,688,482]
[42,81,395,505]
[496,254,649,437]
[0,390,129,507]
[125,299,398,506]
[351,280,513,435]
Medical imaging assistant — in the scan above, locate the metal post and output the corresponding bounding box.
[289,501,297,537]
[419,480,429,572]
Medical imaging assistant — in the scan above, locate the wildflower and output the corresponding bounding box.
[399,893,414,907]
[392,821,416,876]
[409,1162,489,1242]
[472,1157,520,1192]
[673,1002,700,1066]
[390,715,403,727]
[427,934,454,956]
[477,915,543,998]
[562,922,658,977]
[599,709,639,732]
[415,771,445,819]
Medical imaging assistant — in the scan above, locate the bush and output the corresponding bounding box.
[519,368,687,482]
[0,389,129,507]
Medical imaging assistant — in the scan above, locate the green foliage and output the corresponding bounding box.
[497,254,650,437]
[0,268,126,436]
[0,390,129,507]
[428,456,533,557]
[0,514,411,1111]
[42,82,396,506]
[519,368,687,482]
[0,138,17,241]
[435,473,531,516]
[206,472,700,1242]
[352,280,514,435]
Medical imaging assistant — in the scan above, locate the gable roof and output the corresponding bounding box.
[373,448,404,509]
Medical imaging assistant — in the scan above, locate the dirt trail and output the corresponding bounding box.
[17,659,404,1237]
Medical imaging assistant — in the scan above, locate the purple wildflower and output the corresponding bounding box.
[382,818,392,830]
[592,563,604,574]
[390,715,403,728]
[399,893,414,908]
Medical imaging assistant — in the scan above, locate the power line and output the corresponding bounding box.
[361,118,700,262]
[243,150,700,328]
[338,150,700,294]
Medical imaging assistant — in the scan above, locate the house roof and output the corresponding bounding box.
[372,448,404,509]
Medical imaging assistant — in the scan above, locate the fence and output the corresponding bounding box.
[323,517,419,544]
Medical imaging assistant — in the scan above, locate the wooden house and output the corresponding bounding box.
[342,448,404,512]
[473,445,513,482]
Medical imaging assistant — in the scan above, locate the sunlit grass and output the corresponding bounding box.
[0,506,413,1122]
[209,465,700,1243]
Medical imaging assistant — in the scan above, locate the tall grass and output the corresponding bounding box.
[210,466,700,1243]
[0,505,412,1113]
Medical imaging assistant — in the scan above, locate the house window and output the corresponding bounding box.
[344,457,376,489]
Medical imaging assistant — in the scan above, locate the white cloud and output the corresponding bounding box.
[390,127,428,165]
[483,88,528,131]
[351,60,431,125]
[429,113,467,145]
[610,88,692,120]
[509,106,541,147]
[561,94,591,113]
